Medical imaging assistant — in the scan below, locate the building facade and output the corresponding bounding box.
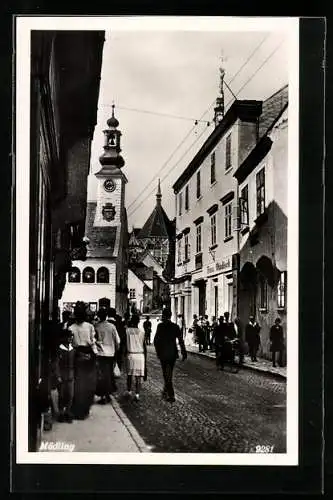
[171,81,288,351]
[171,98,263,330]
[28,30,104,450]
[234,101,288,358]
[60,106,129,316]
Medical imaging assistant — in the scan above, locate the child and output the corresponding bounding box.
[54,329,75,423]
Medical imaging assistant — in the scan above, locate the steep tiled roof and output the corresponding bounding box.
[85,202,117,258]
[258,84,288,139]
[138,204,173,240]
[129,262,154,281]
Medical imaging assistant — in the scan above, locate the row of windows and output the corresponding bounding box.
[68,266,110,284]
[177,201,234,262]
[178,133,232,216]
[177,167,267,265]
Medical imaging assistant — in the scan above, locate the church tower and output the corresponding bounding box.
[60,105,129,316]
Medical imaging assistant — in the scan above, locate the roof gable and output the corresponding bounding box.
[138,204,172,240]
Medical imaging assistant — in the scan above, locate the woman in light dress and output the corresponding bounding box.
[124,314,146,401]
[69,302,98,419]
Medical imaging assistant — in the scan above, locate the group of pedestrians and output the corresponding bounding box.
[190,312,285,369]
[48,303,189,427]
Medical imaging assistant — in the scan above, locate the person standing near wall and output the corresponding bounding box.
[269,317,285,367]
[245,315,261,362]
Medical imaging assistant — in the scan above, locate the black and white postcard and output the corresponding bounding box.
[14,16,301,472]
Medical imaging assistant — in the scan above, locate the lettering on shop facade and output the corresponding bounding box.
[207,257,232,276]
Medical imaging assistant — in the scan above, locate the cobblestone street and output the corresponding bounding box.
[114,346,286,453]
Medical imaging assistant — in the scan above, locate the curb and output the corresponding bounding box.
[187,347,287,381]
[110,396,150,453]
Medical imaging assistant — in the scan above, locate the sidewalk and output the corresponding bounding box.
[39,395,150,453]
[185,343,286,380]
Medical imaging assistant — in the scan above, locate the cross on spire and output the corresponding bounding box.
[156,179,162,205]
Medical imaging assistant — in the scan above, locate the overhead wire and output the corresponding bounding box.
[127,37,285,220]
[126,33,272,215]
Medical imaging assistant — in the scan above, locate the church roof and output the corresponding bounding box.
[85,202,118,258]
[137,182,173,240]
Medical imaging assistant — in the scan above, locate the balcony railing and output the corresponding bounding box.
[195,252,203,270]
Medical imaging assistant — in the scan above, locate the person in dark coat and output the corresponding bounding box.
[212,316,227,369]
[143,316,152,345]
[153,308,187,403]
[54,328,75,423]
[245,315,261,362]
[270,317,285,367]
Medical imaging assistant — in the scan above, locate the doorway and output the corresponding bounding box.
[198,281,206,317]
[214,286,218,319]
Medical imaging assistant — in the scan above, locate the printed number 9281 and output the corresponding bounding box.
[255,445,274,453]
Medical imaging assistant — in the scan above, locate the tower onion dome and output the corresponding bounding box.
[98,103,125,168]
[107,114,119,128]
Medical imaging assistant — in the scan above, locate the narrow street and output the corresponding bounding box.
[114,347,286,453]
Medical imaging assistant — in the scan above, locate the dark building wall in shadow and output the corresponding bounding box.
[239,200,287,359]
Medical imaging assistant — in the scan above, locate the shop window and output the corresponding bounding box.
[224,202,232,239]
[240,185,249,227]
[196,224,202,253]
[256,167,265,217]
[225,133,232,170]
[68,267,81,283]
[211,152,216,184]
[82,266,95,283]
[210,213,217,246]
[129,288,136,299]
[259,274,268,310]
[97,266,109,283]
[196,171,201,199]
[185,185,189,211]
[277,271,287,309]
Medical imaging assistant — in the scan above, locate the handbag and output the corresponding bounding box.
[113,362,121,378]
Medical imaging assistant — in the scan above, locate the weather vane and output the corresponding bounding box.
[219,52,226,96]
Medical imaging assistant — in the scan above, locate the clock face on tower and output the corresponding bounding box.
[103,178,116,193]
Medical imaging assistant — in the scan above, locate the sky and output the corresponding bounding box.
[88,26,290,229]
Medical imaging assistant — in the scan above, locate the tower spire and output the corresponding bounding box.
[214,53,225,127]
[156,179,162,205]
[98,101,125,171]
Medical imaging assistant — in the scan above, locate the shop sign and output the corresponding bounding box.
[207,257,232,276]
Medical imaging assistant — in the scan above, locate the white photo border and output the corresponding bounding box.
[15,15,299,466]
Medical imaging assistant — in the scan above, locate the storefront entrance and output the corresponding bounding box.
[198,281,206,317]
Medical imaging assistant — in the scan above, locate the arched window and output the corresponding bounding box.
[68,267,81,283]
[97,267,109,283]
[82,266,95,283]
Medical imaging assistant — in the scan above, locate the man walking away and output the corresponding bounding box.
[245,315,261,362]
[143,315,152,345]
[154,308,187,403]
[270,317,284,367]
[95,308,120,402]
[213,316,226,370]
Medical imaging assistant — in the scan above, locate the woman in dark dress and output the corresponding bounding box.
[69,303,98,420]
